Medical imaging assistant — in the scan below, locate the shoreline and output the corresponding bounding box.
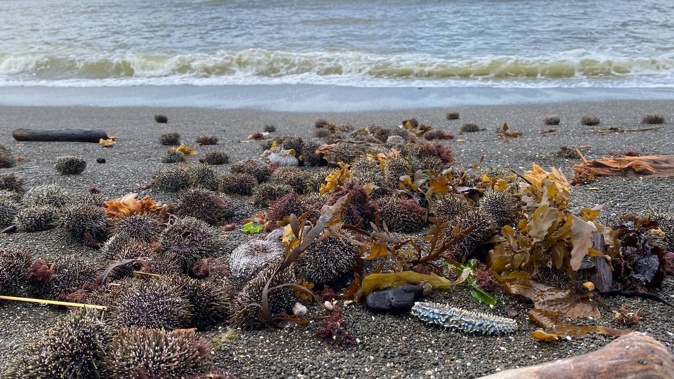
[0,100,673,378]
[1,85,674,112]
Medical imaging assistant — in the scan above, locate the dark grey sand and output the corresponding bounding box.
[0,101,673,378]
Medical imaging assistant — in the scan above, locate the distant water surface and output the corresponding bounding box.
[2,0,674,89]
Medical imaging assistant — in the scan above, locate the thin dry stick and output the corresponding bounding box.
[0,295,107,310]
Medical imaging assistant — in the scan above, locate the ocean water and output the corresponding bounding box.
[1,0,674,109]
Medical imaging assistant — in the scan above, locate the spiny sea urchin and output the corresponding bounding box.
[642,114,664,124]
[450,209,498,260]
[218,172,258,195]
[29,255,98,300]
[105,326,212,379]
[294,234,359,286]
[159,132,181,145]
[22,184,75,208]
[200,151,230,165]
[0,173,25,193]
[174,188,233,225]
[272,166,318,194]
[158,216,221,272]
[152,166,191,192]
[14,205,59,232]
[161,149,187,163]
[167,275,231,328]
[300,140,326,166]
[0,248,32,296]
[544,115,561,125]
[111,214,164,243]
[196,135,218,145]
[185,163,219,191]
[252,182,294,206]
[5,310,111,379]
[154,114,169,123]
[328,181,378,227]
[0,199,18,228]
[54,156,87,175]
[460,123,481,133]
[230,159,273,183]
[376,195,427,233]
[478,189,518,227]
[60,203,109,244]
[383,155,411,188]
[110,278,193,329]
[0,144,16,168]
[432,194,472,221]
[229,261,296,330]
[580,115,600,126]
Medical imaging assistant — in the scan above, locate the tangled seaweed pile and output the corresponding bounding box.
[0,115,672,378]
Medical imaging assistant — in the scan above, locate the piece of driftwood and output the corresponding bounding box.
[572,153,674,185]
[478,332,674,379]
[12,128,109,143]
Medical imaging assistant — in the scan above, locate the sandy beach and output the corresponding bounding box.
[0,100,673,378]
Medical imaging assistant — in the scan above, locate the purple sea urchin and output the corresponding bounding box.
[111,214,163,243]
[377,195,427,233]
[111,278,193,329]
[580,115,600,126]
[0,199,18,228]
[15,205,59,232]
[0,248,32,296]
[432,194,471,221]
[23,184,75,208]
[159,132,181,145]
[229,239,285,289]
[328,181,378,227]
[383,155,411,188]
[295,234,358,285]
[200,151,230,165]
[218,172,258,195]
[154,114,169,123]
[185,163,219,191]
[54,156,87,175]
[252,182,294,206]
[0,173,25,193]
[161,149,187,163]
[168,275,231,328]
[544,115,561,125]
[478,190,518,227]
[642,114,664,124]
[5,310,112,379]
[196,135,218,145]
[152,166,190,192]
[174,188,233,225]
[300,140,326,166]
[229,261,296,330]
[30,255,98,301]
[230,159,273,183]
[266,192,310,232]
[159,216,220,272]
[272,166,318,194]
[0,144,16,168]
[450,209,498,260]
[60,203,109,244]
[105,326,212,379]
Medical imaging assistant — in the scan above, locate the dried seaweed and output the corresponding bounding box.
[571,154,674,185]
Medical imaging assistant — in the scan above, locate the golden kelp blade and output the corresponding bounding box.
[173,143,198,156]
[99,137,116,147]
[103,192,166,218]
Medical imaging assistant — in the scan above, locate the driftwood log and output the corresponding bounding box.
[478,332,674,379]
[12,128,109,143]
